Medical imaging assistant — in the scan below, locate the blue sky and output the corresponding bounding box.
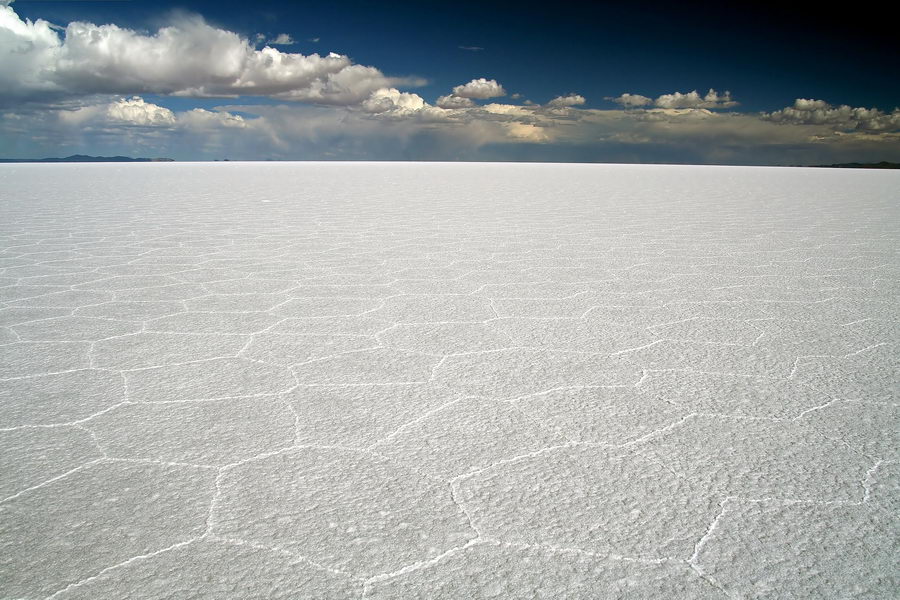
[2,0,898,163]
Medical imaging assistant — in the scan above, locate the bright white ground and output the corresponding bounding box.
[0,162,897,599]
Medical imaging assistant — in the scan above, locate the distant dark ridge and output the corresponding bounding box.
[811,161,900,169]
[0,155,175,163]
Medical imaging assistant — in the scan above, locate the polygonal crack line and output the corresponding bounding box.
[579,301,657,320]
[607,339,666,357]
[208,533,367,583]
[619,413,699,448]
[120,386,295,406]
[116,289,211,305]
[861,459,886,505]
[274,395,304,447]
[102,456,221,471]
[1,358,99,382]
[749,328,769,347]
[354,298,391,317]
[0,288,81,304]
[204,466,228,539]
[0,458,105,504]
[0,312,71,331]
[72,423,109,459]
[477,285,593,301]
[842,341,891,358]
[499,382,638,409]
[783,354,828,380]
[233,332,259,358]
[793,412,879,464]
[448,482,483,540]
[372,316,502,331]
[432,347,628,370]
[361,538,487,591]
[691,410,790,424]
[208,442,451,515]
[507,395,583,445]
[0,400,135,432]
[479,296,499,319]
[653,332,768,349]
[6,430,216,489]
[0,327,22,343]
[637,365,793,383]
[368,321,407,339]
[687,495,735,570]
[289,382,429,392]
[43,537,204,600]
[205,439,484,565]
[365,396,466,452]
[687,562,740,600]
[447,441,582,506]
[426,354,449,381]
[117,352,267,374]
[634,448,687,480]
[288,344,415,370]
[140,321,292,339]
[720,493,869,510]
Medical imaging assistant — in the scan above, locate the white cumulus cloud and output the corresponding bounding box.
[361,88,427,114]
[607,89,737,110]
[106,96,177,126]
[452,78,506,99]
[607,93,653,108]
[501,122,548,141]
[0,4,61,96]
[270,33,296,45]
[0,4,408,106]
[791,98,830,111]
[55,96,246,132]
[762,99,900,131]
[179,107,246,129]
[654,89,738,109]
[547,94,586,108]
[435,94,475,109]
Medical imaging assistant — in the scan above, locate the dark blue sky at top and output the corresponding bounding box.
[13,0,900,113]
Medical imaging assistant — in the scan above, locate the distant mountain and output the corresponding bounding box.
[812,161,900,169]
[0,155,175,163]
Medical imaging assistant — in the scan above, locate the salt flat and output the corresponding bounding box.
[0,162,897,599]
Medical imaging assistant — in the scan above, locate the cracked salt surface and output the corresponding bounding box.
[0,162,897,599]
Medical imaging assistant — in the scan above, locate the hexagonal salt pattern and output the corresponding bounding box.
[0,461,216,598]
[365,541,725,599]
[1,162,898,598]
[52,538,363,600]
[691,500,899,599]
[211,447,474,577]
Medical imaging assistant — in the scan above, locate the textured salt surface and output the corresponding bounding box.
[0,162,898,599]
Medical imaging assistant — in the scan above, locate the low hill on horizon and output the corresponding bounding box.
[0,155,174,163]
[811,161,900,169]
